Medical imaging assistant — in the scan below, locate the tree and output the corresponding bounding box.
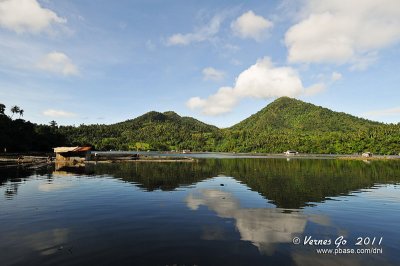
[10,105,20,118]
[0,103,5,115]
[19,109,24,118]
[98,137,119,151]
[50,120,58,128]
[132,142,150,151]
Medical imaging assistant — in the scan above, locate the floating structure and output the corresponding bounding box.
[53,146,92,163]
[362,152,373,158]
[52,147,196,165]
[284,150,299,156]
[90,152,139,161]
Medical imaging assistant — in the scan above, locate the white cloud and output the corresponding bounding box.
[202,67,225,81]
[304,83,326,96]
[349,52,378,71]
[285,0,400,69]
[166,15,222,46]
[231,11,273,41]
[187,87,238,116]
[187,57,323,115]
[331,71,342,81]
[42,109,76,118]
[233,58,304,98]
[37,52,78,76]
[364,107,400,117]
[0,0,66,34]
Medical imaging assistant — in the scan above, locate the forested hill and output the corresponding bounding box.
[58,111,221,151]
[1,98,399,154]
[114,111,218,132]
[231,97,382,132]
[45,97,400,154]
[224,97,399,154]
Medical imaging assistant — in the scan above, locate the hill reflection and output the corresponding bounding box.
[1,158,399,208]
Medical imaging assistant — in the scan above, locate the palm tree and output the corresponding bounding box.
[0,103,5,115]
[19,109,24,118]
[10,105,20,118]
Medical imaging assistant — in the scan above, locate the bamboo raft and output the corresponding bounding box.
[0,156,53,169]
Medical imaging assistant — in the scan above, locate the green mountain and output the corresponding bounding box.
[1,98,399,154]
[231,97,381,132]
[58,111,221,151]
[114,111,218,132]
[111,110,220,150]
[225,97,399,154]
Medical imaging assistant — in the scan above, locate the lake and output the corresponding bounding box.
[1,158,399,265]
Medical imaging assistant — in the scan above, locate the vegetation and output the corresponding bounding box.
[0,105,65,152]
[225,97,400,154]
[0,97,399,154]
[57,111,222,151]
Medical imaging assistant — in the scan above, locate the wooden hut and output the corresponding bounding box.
[53,146,91,163]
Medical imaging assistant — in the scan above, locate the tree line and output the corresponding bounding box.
[0,104,65,152]
[1,103,399,154]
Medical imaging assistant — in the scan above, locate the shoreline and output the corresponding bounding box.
[1,152,399,170]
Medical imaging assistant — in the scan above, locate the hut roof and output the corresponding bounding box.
[53,146,91,153]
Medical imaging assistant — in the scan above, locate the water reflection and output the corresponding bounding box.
[0,227,70,265]
[85,159,400,208]
[4,181,20,199]
[186,188,329,255]
[1,158,400,208]
[0,158,399,265]
[24,228,69,256]
[38,182,74,192]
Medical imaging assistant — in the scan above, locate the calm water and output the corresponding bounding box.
[1,158,399,266]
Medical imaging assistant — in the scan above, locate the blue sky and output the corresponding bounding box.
[0,0,399,127]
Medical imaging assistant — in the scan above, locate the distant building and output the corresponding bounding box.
[53,146,92,163]
[362,152,372,158]
[284,150,298,155]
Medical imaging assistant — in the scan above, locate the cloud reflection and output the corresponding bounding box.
[38,182,73,192]
[186,189,329,254]
[24,228,69,255]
